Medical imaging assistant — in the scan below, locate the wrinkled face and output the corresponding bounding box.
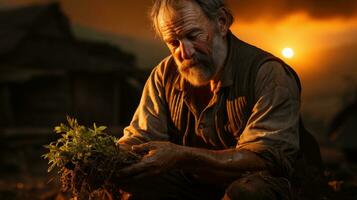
[158,1,223,86]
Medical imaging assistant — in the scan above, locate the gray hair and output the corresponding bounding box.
[150,0,234,35]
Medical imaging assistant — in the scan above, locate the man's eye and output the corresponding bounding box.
[187,33,200,41]
[169,40,180,47]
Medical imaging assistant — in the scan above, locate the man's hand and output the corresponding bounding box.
[116,141,267,184]
[117,141,185,180]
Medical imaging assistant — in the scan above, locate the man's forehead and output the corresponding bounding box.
[157,1,206,35]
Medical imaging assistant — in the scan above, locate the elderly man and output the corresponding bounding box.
[117,0,323,199]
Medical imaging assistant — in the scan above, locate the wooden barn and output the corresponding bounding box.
[0,3,147,130]
[0,3,148,199]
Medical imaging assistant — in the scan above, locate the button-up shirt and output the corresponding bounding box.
[119,36,300,176]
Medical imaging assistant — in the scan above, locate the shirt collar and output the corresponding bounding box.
[174,31,236,92]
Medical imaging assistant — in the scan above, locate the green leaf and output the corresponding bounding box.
[54,126,62,133]
[97,126,107,132]
[48,162,57,172]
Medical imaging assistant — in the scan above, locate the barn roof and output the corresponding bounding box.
[0,2,136,78]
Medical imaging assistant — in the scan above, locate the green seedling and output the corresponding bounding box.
[43,117,140,199]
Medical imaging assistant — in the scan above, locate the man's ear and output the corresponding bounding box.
[216,7,230,36]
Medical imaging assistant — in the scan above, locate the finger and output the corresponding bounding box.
[131,142,155,154]
[117,143,132,151]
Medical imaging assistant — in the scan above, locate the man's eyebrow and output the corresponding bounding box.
[187,28,201,34]
[163,34,176,42]
[174,27,201,39]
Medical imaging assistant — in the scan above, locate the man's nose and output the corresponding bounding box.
[179,40,194,60]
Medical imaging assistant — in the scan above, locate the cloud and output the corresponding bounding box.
[227,0,357,21]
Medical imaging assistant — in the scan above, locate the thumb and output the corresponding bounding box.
[131,143,153,155]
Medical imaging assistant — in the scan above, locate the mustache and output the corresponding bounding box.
[181,52,210,70]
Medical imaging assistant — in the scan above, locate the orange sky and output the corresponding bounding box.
[1,0,357,130]
[2,0,356,71]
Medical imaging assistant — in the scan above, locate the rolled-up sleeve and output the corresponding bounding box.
[118,62,169,145]
[237,61,300,177]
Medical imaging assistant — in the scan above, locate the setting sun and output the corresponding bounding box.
[282,47,294,59]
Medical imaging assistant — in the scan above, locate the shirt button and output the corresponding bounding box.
[198,123,206,129]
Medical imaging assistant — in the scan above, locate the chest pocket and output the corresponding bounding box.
[166,90,189,145]
[214,91,250,148]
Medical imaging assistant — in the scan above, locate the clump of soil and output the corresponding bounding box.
[43,117,140,199]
